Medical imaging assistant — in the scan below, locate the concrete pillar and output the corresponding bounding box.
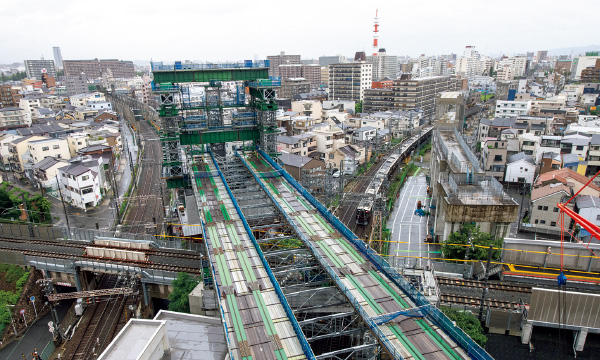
[142,282,149,307]
[574,328,588,352]
[74,266,83,292]
[521,323,533,344]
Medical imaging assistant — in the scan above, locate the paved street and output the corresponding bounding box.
[387,173,436,269]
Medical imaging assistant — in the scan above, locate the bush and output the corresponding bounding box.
[168,272,199,313]
[442,307,487,347]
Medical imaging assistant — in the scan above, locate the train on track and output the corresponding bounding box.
[356,126,433,226]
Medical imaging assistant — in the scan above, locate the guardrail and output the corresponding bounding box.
[256,148,493,360]
[151,60,269,71]
[209,148,316,360]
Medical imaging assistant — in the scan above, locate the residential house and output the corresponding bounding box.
[520,133,539,157]
[0,133,22,170]
[0,107,30,130]
[528,183,572,235]
[587,134,600,176]
[560,134,590,159]
[277,134,317,157]
[482,138,508,181]
[291,100,322,120]
[495,100,532,118]
[31,156,69,190]
[534,168,600,198]
[539,152,562,174]
[22,137,71,180]
[534,135,562,163]
[58,163,102,211]
[278,152,325,181]
[312,123,345,155]
[6,135,46,173]
[352,126,377,143]
[575,195,600,240]
[69,92,105,107]
[561,153,587,175]
[505,152,536,184]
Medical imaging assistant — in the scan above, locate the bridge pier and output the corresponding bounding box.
[574,328,588,352]
[74,266,83,291]
[142,282,149,307]
[521,322,533,344]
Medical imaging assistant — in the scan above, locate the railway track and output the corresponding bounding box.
[439,294,523,311]
[122,108,165,234]
[437,277,532,294]
[64,274,129,359]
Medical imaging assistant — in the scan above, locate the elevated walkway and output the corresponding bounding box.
[191,153,313,360]
[240,149,492,360]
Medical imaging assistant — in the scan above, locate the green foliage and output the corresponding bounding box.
[355,101,363,114]
[441,307,487,346]
[0,189,51,223]
[441,224,502,261]
[418,141,432,157]
[168,272,200,313]
[0,265,29,332]
[0,71,27,82]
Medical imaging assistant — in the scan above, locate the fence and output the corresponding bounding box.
[257,148,493,360]
[39,340,55,360]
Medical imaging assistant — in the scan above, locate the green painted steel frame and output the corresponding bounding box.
[180,129,259,145]
[153,68,269,84]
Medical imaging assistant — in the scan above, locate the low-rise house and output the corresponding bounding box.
[561,134,590,159]
[31,156,69,190]
[482,138,508,181]
[534,168,600,198]
[539,152,561,175]
[575,195,600,241]
[352,126,377,142]
[528,183,572,235]
[278,152,325,181]
[587,134,600,176]
[505,152,536,184]
[277,133,317,157]
[0,107,30,130]
[58,163,102,210]
[561,153,587,175]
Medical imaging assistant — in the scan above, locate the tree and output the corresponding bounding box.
[441,224,502,261]
[168,272,199,313]
[442,307,487,347]
[355,101,363,114]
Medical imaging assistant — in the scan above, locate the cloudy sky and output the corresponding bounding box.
[1,0,599,64]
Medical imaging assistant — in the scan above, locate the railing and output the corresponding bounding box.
[209,149,316,360]
[151,60,269,71]
[39,340,56,360]
[257,148,493,360]
[248,79,282,87]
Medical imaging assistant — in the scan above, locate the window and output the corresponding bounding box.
[577,145,584,151]
[543,206,548,211]
[329,154,334,159]
[538,205,542,210]
[82,175,89,181]
[540,220,546,224]
[551,221,556,227]
[554,207,559,213]
[494,155,502,161]
[42,146,49,151]
[535,219,539,224]
[53,145,59,149]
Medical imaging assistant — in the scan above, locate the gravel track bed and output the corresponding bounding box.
[439,285,532,304]
[148,255,202,268]
[0,240,83,256]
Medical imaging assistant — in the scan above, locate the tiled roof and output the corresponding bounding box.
[531,183,571,201]
[534,168,600,192]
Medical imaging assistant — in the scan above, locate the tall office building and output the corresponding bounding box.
[53,47,64,69]
[319,55,347,67]
[266,51,301,77]
[64,73,90,96]
[24,59,56,80]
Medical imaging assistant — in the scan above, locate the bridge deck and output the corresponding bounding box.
[241,152,469,360]
[191,158,308,360]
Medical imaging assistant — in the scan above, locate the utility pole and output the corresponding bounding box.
[22,193,34,238]
[55,175,71,236]
[478,245,494,322]
[463,231,472,279]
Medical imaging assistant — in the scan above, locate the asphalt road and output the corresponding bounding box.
[0,301,71,360]
[387,173,436,269]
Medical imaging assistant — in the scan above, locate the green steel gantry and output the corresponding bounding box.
[151,61,280,188]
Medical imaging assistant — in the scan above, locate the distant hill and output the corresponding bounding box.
[547,45,600,56]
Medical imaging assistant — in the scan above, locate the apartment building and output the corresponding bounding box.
[278,64,302,80]
[482,138,508,181]
[328,62,372,102]
[495,100,532,118]
[363,89,394,112]
[279,78,310,99]
[69,92,106,107]
[392,76,459,119]
[0,85,23,108]
[59,163,102,210]
[319,55,347,67]
[64,59,134,79]
[0,107,29,130]
[64,73,90,96]
[301,64,322,88]
[581,59,600,83]
[366,49,398,81]
[24,60,56,80]
[267,52,301,77]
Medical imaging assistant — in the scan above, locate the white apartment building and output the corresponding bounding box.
[505,152,536,184]
[571,54,600,80]
[291,100,323,119]
[495,100,532,118]
[312,123,346,154]
[496,67,514,81]
[69,92,106,107]
[510,56,528,77]
[0,107,30,129]
[328,62,372,102]
[87,101,113,111]
[0,133,22,169]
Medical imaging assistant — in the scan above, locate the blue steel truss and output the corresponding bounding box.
[255,148,493,360]
[208,148,317,360]
[371,305,431,325]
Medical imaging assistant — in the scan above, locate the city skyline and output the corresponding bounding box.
[1,0,599,64]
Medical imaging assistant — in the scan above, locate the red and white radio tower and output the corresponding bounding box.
[372,9,379,56]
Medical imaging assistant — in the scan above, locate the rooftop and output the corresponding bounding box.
[279,152,317,168]
[436,128,483,174]
[534,168,600,192]
[531,183,572,201]
[576,195,600,209]
[507,152,535,165]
